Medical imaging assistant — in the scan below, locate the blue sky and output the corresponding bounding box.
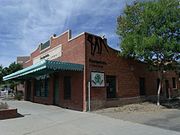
[0,0,133,67]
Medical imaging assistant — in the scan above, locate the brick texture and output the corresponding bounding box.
[0,108,18,120]
[23,30,180,111]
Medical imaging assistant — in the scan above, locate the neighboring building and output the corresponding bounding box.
[17,56,30,67]
[16,56,30,94]
[3,30,180,111]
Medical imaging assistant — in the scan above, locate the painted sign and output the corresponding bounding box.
[91,72,105,87]
[87,35,109,56]
[33,44,62,64]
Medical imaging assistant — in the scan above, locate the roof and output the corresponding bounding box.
[3,60,84,81]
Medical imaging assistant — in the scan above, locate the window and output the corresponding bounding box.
[64,76,71,99]
[139,77,146,96]
[35,78,49,97]
[172,77,176,88]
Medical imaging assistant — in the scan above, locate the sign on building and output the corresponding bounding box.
[33,44,62,64]
[91,72,105,87]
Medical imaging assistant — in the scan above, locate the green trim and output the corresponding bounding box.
[3,60,84,81]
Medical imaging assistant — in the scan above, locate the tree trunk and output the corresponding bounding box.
[157,70,164,106]
[157,80,162,106]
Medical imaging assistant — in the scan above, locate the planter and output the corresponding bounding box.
[0,108,18,120]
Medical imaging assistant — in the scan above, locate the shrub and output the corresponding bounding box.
[14,92,23,101]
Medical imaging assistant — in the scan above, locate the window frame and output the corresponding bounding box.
[35,78,49,97]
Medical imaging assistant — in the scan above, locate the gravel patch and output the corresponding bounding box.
[95,102,167,114]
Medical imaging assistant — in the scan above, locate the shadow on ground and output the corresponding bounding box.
[144,98,180,132]
[147,97,180,110]
[143,111,180,132]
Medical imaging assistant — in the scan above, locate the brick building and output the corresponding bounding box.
[17,56,30,67]
[3,30,180,111]
[16,56,30,93]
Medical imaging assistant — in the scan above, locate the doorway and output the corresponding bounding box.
[106,76,116,98]
[53,77,59,105]
[26,80,31,101]
[139,77,146,96]
[165,80,169,98]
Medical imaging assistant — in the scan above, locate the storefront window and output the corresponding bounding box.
[35,78,49,97]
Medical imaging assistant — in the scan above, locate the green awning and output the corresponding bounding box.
[3,60,84,81]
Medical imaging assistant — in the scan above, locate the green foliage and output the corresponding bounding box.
[8,62,22,74]
[0,62,22,85]
[117,0,180,71]
[14,92,23,101]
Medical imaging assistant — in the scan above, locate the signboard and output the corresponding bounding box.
[91,72,105,87]
[33,44,62,64]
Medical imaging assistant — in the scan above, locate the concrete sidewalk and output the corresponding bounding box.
[0,100,180,135]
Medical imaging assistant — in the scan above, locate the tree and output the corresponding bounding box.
[117,0,180,105]
[8,62,22,74]
[0,62,22,89]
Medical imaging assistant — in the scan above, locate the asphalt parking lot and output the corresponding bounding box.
[0,100,180,135]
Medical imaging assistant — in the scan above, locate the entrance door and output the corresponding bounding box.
[165,80,169,98]
[106,76,116,98]
[53,77,59,105]
[139,77,146,96]
[26,81,31,101]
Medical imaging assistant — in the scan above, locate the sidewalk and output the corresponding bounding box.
[0,100,179,135]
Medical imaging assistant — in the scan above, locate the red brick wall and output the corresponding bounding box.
[85,33,140,100]
[0,109,17,120]
[24,31,86,67]
[85,33,179,109]
[127,59,179,96]
[32,71,83,111]
[24,30,86,111]
[58,71,83,111]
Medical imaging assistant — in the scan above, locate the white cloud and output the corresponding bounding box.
[0,0,132,67]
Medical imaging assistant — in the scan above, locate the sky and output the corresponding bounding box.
[0,0,134,67]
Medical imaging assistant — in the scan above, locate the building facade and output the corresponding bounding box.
[4,30,180,111]
[17,56,30,67]
[16,56,30,94]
